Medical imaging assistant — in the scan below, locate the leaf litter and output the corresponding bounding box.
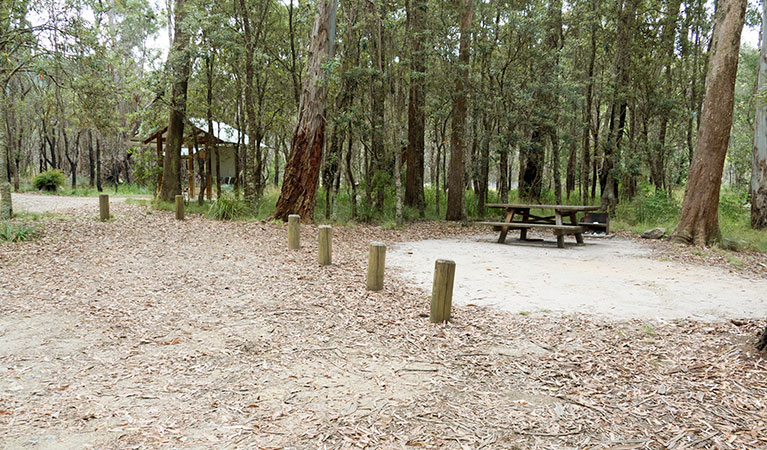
[0,202,765,449]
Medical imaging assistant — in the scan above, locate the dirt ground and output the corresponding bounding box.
[388,235,767,321]
[12,192,138,214]
[1,197,766,449]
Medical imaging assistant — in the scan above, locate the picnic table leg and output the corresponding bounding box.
[555,211,565,248]
[569,212,584,245]
[520,209,529,240]
[498,208,515,243]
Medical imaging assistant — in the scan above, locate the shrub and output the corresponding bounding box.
[208,193,250,220]
[33,169,66,192]
[616,190,680,225]
[0,221,36,242]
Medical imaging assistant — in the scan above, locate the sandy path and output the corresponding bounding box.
[11,193,138,214]
[388,234,767,321]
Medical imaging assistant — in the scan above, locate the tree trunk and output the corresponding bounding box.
[345,131,357,219]
[272,0,336,222]
[552,130,562,204]
[405,0,426,216]
[205,51,220,199]
[88,130,95,187]
[273,144,279,187]
[0,89,10,218]
[239,0,257,205]
[752,0,767,229]
[446,0,473,221]
[96,135,103,192]
[581,13,596,204]
[600,0,638,214]
[670,0,747,245]
[395,142,403,226]
[325,127,342,219]
[654,0,683,191]
[159,0,191,202]
[478,117,491,216]
[369,1,387,213]
[499,147,508,203]
[566,119,577,201]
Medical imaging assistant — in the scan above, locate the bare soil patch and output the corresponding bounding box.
[388,234,767,321]
[11,192,138,215]
[1,200,765,449]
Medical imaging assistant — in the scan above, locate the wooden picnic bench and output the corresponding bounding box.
[476,203,601,248]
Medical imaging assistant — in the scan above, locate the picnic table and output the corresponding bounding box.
[476,203,601,248]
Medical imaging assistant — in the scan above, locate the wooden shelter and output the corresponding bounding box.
[142,119,246,199]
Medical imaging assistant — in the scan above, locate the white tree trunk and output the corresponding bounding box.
[752,0,767,229]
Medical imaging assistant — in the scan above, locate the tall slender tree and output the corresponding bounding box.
[405,0,426,216]
[446,0,473,221]
[159,0,192,202]
[751,0,767,229]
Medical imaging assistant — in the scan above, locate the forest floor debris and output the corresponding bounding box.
[0,200,765,449]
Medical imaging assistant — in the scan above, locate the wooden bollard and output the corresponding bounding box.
[1,183,12,219]
[175,195,184,220]
[99,194,110,221]
[430,259,456,323]
[288,214,301,249]
[318,225,332,265]
[366,242,386,291]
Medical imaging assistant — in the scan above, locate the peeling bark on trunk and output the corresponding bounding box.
[670,0,746,245]
[272,0,336,222]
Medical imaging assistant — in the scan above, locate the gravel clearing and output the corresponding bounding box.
[388,234,767,321]
[11,193,138,214]
[0,198,766,449]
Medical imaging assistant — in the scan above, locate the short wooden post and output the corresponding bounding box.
[99,194,109,221]
[175,195,184,220]
[430,259,456,323]
[1,183,13,219]
[288,214,301,249]
[318,225,332,265]
[366,242,386,291]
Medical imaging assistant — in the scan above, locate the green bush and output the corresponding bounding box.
[616,189,680,225]
[719,190,749,220]
[208,193,251,220]
[32,169,66,192]
[0,221,36,242]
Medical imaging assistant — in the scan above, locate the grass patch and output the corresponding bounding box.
[12,211,69,222]
[0,221,37,242]
[208,194,251,221]
[641,323,658,337]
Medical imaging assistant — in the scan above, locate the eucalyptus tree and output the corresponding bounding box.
[273,0,338,222]
[670,0,747,245]
[752,0,767,229]
[160,0,193,202]
[446,0,473,221]
[405,0,427,216]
